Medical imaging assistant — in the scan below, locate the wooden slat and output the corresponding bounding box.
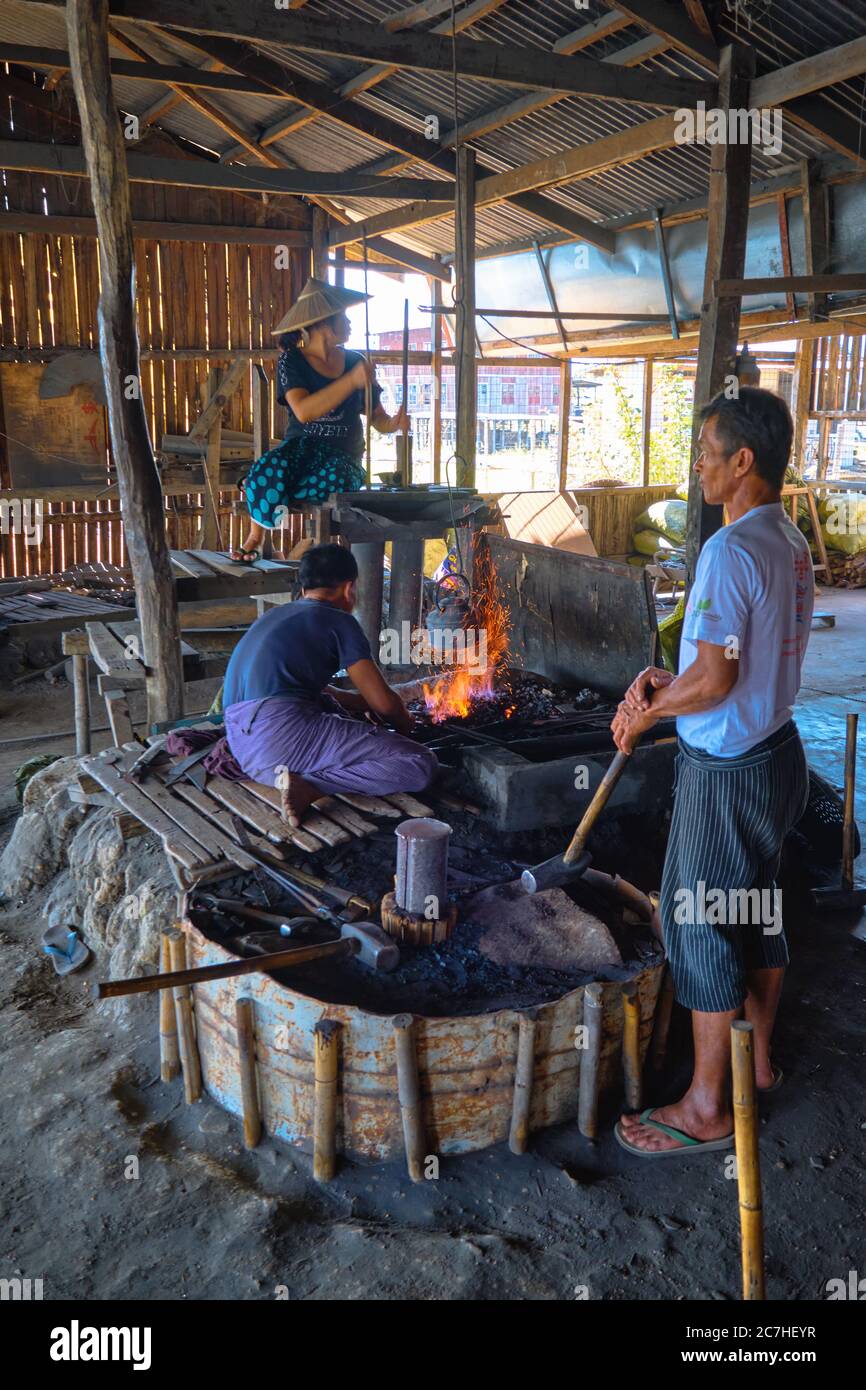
[335,791,402,818]
[80,751,212,869]
[206,775,320,854]
[384,791,434,817]
[312,796,377,837]
[237,780,350,848]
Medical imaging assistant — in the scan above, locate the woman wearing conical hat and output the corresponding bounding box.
[229,277,409,562]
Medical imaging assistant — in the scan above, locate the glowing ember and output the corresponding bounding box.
[422,547,512,724]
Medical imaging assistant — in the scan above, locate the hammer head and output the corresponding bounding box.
[340,921,400,972]
[521,850,591,896]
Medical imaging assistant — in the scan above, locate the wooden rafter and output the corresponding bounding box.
[40,1,712,107]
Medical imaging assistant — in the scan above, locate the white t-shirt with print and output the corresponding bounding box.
[676,502,813,757]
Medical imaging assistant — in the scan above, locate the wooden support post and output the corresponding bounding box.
[400,297,411,485]
[66,0,184,727]
[104,688,134,745]
[792,339,814,473]
[642,358,654,486]
[731,1020,764,1300]
[158,928,180,1083]
[200,366,223,550]
[167,928,201,1103]
[72,652,91,756]
[685,42,756,589]
[578,982,603,1140]
[557,358,571,491]
[311,206,329,280]
[454,145,476,490]
[252,363,272,557]
[621,980,643,1111]
[235,997,262,1149]
[802,158,830,325]
[431,275,443,484]
[392,1012,426,1182]
[313,1018,339,1181]
[508,1009,538,1155]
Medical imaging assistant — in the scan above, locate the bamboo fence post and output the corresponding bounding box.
[650,966,676,1073]
[392,1013,425,1182]
[508,1009,538,1155]
[578,983,603,1139]
[622,981,643,1111]
[167,928,202,1104]
[313,1019,340,1182]
[236,997,262,1150]
[158,928,180,1083]
[731,1020,764,1301]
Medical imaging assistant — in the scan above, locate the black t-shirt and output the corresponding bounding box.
[276,348,382,459]
[223,598,372,707]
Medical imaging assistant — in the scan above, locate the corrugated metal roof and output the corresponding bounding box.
[1,0,863,260]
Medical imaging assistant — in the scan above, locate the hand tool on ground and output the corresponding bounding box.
[164,744,212,787]
[810,713,866,910]
[123,738,168,783]
[191,894,323,931]
[97,921,399,998]
[228,816,368,924]
[521,749,631,894]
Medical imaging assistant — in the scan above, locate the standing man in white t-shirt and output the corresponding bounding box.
[611,387,813,1157]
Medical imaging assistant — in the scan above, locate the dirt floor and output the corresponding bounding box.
[0,595,864,1301]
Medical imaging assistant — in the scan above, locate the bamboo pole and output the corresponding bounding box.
[508,1009,538,1155]
[392,1013,425,1182]
[313,1019,340,1182]
[158,928,180,1083]
[578,982,603,1139]
[400,296,410,486]
[731,1020,764,1300]
[167,928,202,1104]
[650,966,676,1074]
[621,981,643,1111]
[842,713,858,892]
[235,997,262,1150]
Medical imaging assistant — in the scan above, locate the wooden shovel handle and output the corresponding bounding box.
[97,937,352,999]
[563,750,630,865]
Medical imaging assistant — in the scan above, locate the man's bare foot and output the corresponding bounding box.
[754,1056,776,1090]
[618,1096,733,1154]
[278,773,322,827]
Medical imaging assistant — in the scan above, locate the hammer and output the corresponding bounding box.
[97,922,399,999]
[521,750,630,894]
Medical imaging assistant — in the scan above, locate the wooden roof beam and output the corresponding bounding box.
[23,1,713,107]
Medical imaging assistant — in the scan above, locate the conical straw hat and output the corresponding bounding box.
[270,277,371,335]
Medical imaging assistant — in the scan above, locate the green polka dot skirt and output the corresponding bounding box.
[242,437,366,528]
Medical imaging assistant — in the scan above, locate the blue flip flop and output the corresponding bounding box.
[42,925,91,977]
[615,1109,734,1159]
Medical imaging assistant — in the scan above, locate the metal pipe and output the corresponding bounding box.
[388,536,424,632]
[395,817,451,918]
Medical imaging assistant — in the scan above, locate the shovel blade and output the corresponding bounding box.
[521,850,591,895]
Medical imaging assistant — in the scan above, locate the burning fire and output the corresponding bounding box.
[422,548,511,723]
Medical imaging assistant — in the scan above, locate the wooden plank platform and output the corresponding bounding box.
[169,548,300,603]
[76,739,439,879]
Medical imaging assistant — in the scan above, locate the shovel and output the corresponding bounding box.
[521,750,631,894]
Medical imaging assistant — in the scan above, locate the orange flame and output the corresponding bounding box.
[422,547,511,723]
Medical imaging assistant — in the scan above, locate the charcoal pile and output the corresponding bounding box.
[409,671,609,729]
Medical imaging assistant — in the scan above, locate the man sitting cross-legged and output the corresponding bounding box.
[223,543,437,826]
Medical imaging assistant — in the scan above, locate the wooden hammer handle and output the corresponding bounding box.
[563,750,630,865]
[98,937,352,999]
